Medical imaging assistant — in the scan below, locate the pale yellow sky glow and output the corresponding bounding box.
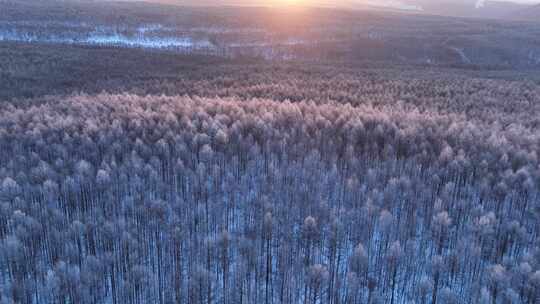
[235,0,538,9]
[270,0,308,6]
[149,0,539,9]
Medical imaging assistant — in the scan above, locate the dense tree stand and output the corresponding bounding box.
[0,94,539,304]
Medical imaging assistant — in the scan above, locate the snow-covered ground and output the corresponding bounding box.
[0,23,330,60]
[449,47,472,64]
[0,30,213,50]
[84,34,212,49]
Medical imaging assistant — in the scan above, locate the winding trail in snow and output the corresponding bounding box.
[442,36,472,64]
[449,46,472,64]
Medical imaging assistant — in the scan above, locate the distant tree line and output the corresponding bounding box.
[3,42,540,128]
[0,94,539,304]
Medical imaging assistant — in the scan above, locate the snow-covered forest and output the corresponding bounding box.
[0,92,539,304]
[2,1,540,304]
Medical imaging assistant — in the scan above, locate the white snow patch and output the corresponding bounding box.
[450,47,472,64]
[0,30,214,50]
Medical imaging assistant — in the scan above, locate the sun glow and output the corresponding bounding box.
[272,0,308,6]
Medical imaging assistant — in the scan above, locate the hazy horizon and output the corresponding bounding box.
[128,0,540,7]
[109,0,540,19]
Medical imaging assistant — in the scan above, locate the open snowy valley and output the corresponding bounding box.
[3,1,540,66]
